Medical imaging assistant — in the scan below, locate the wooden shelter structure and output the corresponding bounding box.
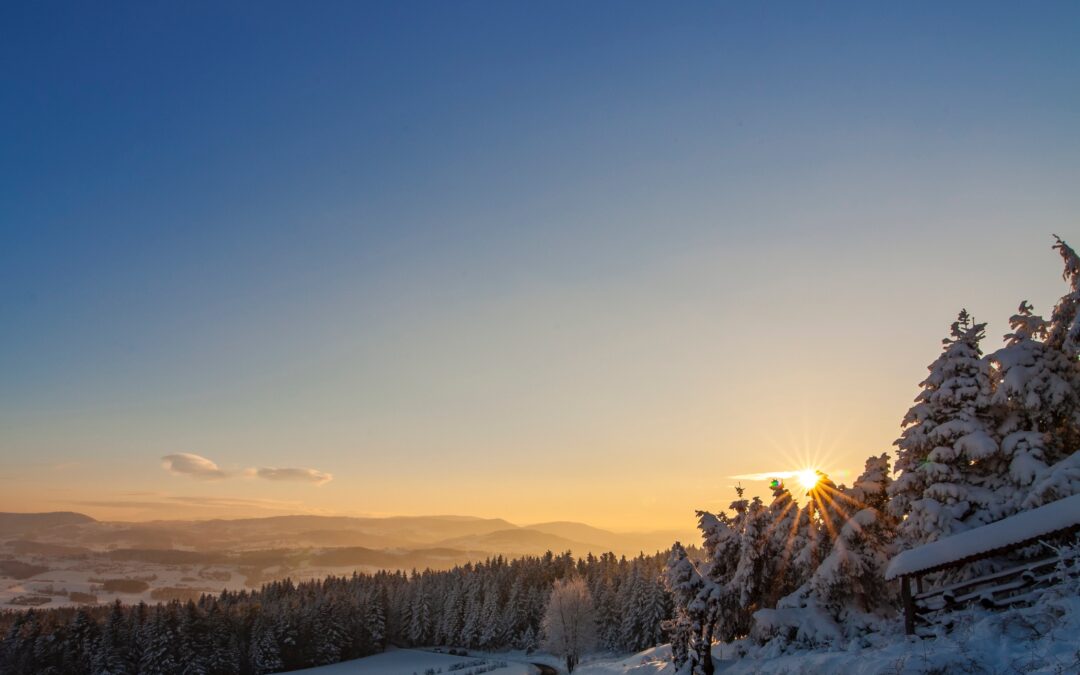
[885,494,1080,635]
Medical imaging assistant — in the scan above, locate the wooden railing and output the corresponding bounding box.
[906,557,1061,634]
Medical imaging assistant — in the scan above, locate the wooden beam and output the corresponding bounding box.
[902,575,915,636]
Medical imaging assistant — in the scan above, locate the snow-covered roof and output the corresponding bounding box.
[885,494,1080,580]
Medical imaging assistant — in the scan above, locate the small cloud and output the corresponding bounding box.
[729,470,800,481]
[162,453,229,480]
[70,494,332,515]
[253,466,333,486]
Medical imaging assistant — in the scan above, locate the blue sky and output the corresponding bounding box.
[2,2,1078,528]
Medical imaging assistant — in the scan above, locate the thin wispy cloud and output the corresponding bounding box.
[161,453,229,480]
[160,453,332,486]
[252,467,333,486]
[730,469,847,482]
[72,494,330,514]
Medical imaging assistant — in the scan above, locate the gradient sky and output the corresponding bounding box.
[2,2,1078,530]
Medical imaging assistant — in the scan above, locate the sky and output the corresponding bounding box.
[1,1,1079,531]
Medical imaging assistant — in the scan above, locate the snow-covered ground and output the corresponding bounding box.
[295,648,536,674]
[299,591,1080,675]
[0,548,386,610]
[0,556,254,610]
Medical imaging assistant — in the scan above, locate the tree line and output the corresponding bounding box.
[0,550,672,674]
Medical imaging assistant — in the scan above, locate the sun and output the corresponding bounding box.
[796,469,820,490]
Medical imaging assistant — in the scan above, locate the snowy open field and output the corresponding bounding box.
[0,550,381,611]
[0,556,247,610]
[292,648,674,675]
[295,648,537,674]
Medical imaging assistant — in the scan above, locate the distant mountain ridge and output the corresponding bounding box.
[0,511,692,558]
[0,512,96,536]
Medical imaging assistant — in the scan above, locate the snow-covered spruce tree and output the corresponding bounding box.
[800,474,853,577]
[93,600,133,675]
[0,610,38,674]
[729,495,770,615]
[592,575,621,651]
[750,461,896,647]
[807,457,897,626]
[1002,237,1080,508]
[65,609,99,674]
[641,569,673,650]
[437,580,462,646]
[459,574,482,648]
[313,598,346,665]
[662,607,693,672]
[204,601,241,675]
[758,480,805,607]
[1048,235,1080,361]
[248,615,283,675]
[888,310,1001,546]
[407,579,432,646]
[138,606,178,675]
[178,600,212,675]
[990,300,1080,511]
[365,589,387,652]
[616,564,644,651]
[665,496,759,674]
[478,579,503,649]
[665,540,718,675]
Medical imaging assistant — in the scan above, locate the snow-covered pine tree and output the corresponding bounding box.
[729,495,770,615]
[365,588,387,652]
[436,579,460,646]
[138,607,178,675]
[697,498,747,646]
[178,600,211,675]
[459,574,482,648]
[501,576,525,649]
[1048,235,1080,360]
[758,480,804,607]
[642,569,672,649]
[889,310,1000,545]
[204,602,241,675]
[1,610,38,674]
[616,564,645,651]
[248,615,283,675]
[477,579,503,649]
[797,473,851,585]
[989,301,1080,511]
[93,600,133,675]
[807,456,897,626]
[313,599,346,665]
[999,238,1080,508]
[592,576,621,651]
[65,608,98,674]
[662,607,692,671]
[845,454,890,512]
[665,538,721,675]
[407,580,432,646]
[521,623,538,654]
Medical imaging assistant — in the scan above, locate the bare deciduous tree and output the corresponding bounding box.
[542,576,596,673]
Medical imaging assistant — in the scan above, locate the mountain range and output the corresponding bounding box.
[0,511,694,559]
